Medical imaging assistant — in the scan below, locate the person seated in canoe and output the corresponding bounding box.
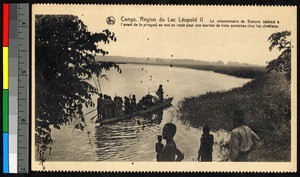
[156,84,164,103]
[105,95,112,118]
[136,97,147,111]
[114,95,123,116]
[118,97,124,116]
[102,94,109,119]
[113,95,118,116]
[107,96,115,118]
[131,94,137,111]
[137,93,160,110]
[124,96,131,115]
[144,94,156,107]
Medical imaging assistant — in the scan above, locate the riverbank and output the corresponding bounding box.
[177,72,291,161]
[174,64,266,79]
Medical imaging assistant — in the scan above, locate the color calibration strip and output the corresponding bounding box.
[2,3,29,173]
[3,3,10,173]
[9,4,19,173]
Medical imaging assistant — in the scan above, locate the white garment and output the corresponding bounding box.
[229,125,260,161]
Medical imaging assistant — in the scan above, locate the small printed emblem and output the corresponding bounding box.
[106,16,115,25]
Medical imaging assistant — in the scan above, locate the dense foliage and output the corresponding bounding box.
[178,72,291,161]
[267,30,291,82]
[177,31,292,161]
[35,15,120,160]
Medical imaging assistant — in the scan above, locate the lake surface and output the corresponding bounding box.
[46,64,251,161]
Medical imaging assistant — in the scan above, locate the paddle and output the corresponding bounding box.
[83,108,97,116]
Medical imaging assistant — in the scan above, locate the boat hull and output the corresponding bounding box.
[97,97,173,124]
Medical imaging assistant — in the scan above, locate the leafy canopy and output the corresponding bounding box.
[35,15,120,146]
[267,30,291,82]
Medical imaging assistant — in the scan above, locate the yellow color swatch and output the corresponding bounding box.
[3,47,9,89]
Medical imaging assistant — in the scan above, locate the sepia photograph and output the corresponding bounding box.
[31,4,297,172]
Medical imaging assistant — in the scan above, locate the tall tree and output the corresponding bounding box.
[35,15,120,156]
[267,30,291,82]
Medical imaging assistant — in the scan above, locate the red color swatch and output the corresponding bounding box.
[3,4,10,47]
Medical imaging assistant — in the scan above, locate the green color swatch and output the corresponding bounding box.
[3,89,9,132]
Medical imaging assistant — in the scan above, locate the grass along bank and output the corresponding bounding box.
[177,72,291,161]
[174,64,266,79]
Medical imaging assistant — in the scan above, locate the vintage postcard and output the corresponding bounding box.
[31,4,297,172]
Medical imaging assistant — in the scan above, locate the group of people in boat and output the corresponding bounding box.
[155,110,260,162]
[96,94,124,119]
[97,85,164,120]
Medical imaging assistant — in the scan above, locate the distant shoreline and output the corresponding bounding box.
[106,61,266,79]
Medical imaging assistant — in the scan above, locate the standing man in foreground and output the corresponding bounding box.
[229,110,260,161]
[159,123,184,161]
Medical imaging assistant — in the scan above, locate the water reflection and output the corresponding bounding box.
[143,110,163,125]
[91,64,249,161]
[95,110,164,161]
[48,64,250,161]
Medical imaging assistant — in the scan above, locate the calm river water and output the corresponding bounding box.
[47,64,251,161]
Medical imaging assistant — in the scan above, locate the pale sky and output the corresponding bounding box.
[33,5,297,66]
